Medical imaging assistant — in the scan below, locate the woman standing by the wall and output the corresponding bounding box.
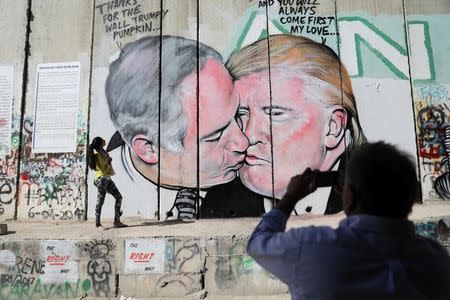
[87,136,127,229]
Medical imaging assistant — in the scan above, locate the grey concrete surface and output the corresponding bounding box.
[2,203,449,240]
[0,203,448,299]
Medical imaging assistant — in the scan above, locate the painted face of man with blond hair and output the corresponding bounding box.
[226,34,366,214]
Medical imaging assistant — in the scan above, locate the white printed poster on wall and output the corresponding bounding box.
[40,240,79,284]
[32,62,80,153]
[0,66,14,156]
[124,239,166,274]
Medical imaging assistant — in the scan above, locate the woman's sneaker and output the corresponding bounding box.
[96,223,106,230]
[113,220,128,228]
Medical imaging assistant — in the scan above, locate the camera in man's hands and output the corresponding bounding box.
[314,171,340,187]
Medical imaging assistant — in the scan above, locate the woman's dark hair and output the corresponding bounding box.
[87,137,104,170]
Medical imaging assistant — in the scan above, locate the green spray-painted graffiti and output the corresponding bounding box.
[233,10,440,82]
[0,278,92,300]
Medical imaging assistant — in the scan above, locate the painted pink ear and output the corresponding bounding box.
[325,108,347,149]
[131,135,158,164]
[320,108,348,171]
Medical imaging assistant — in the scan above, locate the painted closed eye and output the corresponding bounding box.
[237,108,249,118]
[205,131,223,143]
[264,108,290,121]
[237,108,250,130]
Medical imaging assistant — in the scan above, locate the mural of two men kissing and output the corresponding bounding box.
[103,33,366,219]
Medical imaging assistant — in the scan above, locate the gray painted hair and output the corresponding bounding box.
[106,35,222,153]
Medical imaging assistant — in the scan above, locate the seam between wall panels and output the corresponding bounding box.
[402,0,423,203]
[84,0,97,221]
[158,0,163,220]
[14,0,33,220]
[196,0,200,219]
[265,1,275,204]
[334,0,348,165]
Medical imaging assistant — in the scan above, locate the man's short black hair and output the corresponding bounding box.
[346,141,420,219]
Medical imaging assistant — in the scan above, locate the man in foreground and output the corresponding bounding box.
[247,142,450,299]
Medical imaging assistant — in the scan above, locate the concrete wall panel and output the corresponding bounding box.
[0,0,28,220]
[405,0,450,203]
[1,0,449,223]
[0,238,118,299]
[88,0,162,221]
[205,237,288,296]
[16,0,94,221]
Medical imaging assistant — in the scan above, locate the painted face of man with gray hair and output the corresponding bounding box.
[106,35,249,189]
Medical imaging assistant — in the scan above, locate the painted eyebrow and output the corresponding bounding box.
[200,121,231,141]
[261,105,294,111]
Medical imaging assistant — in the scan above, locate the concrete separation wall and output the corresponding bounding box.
[0,0,450,222]
[0,213,449,299]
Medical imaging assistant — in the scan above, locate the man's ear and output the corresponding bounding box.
[324,107,347,149]
[131,134,158,164]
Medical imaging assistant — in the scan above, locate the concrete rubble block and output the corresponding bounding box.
[0,240,91,300]
[163,236,206,273]
[205,255,288,296]
[0,240,41,273]
[120,237,206,275]
[118,273,203,298]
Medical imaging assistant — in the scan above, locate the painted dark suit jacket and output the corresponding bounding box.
[201,174,344,218]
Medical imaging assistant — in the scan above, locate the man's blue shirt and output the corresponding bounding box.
[247,208,450,300]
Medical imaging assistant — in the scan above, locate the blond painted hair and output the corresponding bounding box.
[226,34,366,148]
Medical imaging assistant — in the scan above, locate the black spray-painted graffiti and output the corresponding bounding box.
[0,255,45,291]
[0,178,14,207]
[96,0,169,40]
[0,249,45,299]
[0,113,20,215]
[83,240,115,297]
[17,116,87,220]
[0,242,92,299]
[434,126,450,200]
[257,0,336,44]
[415,85,450,201]
[417,106,447,159]
[279,0,335,41]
